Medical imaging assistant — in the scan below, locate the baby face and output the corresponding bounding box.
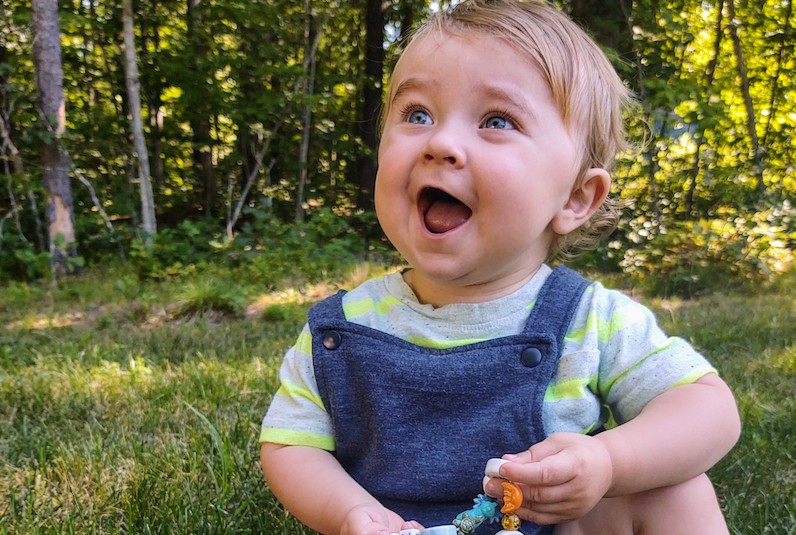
[375,32,584,306]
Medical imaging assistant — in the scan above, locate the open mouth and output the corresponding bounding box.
[418,187,472,234]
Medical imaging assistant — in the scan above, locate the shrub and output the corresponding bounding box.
[174,278,245,318]
[129,219,221,280]
[621,206,794,297]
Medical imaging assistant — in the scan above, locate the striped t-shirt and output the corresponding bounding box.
[260,265,715,450]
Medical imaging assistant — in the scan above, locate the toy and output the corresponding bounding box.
[391,458,526,535]
[452,494,499,534]
[483,458,524,535]
[496,481,523,533]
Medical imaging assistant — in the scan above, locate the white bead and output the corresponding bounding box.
[484,457,509,477]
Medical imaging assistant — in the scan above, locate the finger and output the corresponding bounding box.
[483,475,508,498]
[511,494,587,526]
[513,503,577,527]
[521,479,579,506]
[503,436,565,465]
[502,452,578,487]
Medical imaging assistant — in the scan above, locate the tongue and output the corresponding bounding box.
[424,198,471,233]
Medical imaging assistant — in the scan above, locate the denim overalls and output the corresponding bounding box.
[310,266,589,535]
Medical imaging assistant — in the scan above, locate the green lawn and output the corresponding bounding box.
[1,268,793,534]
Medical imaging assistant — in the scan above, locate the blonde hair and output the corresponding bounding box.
[388,0,633,257]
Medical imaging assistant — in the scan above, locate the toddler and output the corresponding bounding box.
[259,1,741,534]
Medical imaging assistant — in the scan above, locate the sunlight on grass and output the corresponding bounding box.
[5,311,89,330]
[247,261,396,318]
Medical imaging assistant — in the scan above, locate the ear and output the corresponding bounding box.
[551,168,611,236]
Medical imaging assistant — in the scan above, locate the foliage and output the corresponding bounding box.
[0,265,793,534]
[619,202,794,297]
[0,0,794,290]
[129,219,219,280]
[225,205,381,288]
[174,277,246,318]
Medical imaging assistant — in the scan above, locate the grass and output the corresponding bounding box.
[1,266,794,534]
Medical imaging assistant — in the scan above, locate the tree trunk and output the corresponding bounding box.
[399,0,416,44]
[187,0,216,216]
[355,0,384,212]
[31,0,79,275]
[726,0,765,193]
[141,0,165,189]
[296,0,320,223]
[233,17,270,203]
[686,2,724,217]
[122,0,157,240]
[761,0,792,149]
[566,0,632,59]
[0,44,26,181]
[619,0,660,234]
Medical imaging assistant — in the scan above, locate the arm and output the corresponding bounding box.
[260,442,417,535]
[597,373,740,495]
[491,373,741,525]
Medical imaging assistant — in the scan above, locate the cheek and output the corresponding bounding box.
[477,182,555,237]
[375,144,406,188]
[374,183,405,240]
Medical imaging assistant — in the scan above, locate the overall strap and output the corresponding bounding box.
[523,266,590,349]
[308,289,347,326]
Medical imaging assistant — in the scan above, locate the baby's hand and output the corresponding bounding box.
[487,432,613,525]
[339,502,423,535]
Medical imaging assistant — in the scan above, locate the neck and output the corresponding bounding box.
[403,265,544,308]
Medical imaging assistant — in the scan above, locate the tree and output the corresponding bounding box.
[296,0,330,223]
[1,0,791,283]
[355,0,385,212]
[122,0,157,240]
[31,0,78,275]
[186,0,217,216]
[725,0,765,194]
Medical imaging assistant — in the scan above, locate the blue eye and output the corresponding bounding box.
[407,109,432,125]
[483,115,512,129]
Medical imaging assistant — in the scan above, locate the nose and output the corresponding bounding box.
[423,124,466,168]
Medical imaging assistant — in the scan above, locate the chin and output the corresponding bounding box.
[415,265,481,288]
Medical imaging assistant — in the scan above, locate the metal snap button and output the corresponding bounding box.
[520,346,543,368]
[322,330,342,350]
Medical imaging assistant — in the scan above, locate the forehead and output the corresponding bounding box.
[384,31,560,121]
[388,32,545,100]
[394,31,525,76]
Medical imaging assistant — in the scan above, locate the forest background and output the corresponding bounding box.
[0,0,793,293]
[0,1,795,534]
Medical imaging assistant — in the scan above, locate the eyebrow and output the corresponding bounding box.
[475,83,539,124]
[389,77,434,105]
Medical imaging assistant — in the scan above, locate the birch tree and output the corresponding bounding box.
[122,0,157,240]
[295,0,328,223]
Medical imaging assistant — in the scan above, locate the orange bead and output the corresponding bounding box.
[501,481,523,514]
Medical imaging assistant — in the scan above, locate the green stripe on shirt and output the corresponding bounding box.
[405,336,490,349]
[259,428,336,450]
[295,330,313,356]
[600,337,679,398]
[343,295,403,319]
[276,378,326,410]
[545,375,597,402]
